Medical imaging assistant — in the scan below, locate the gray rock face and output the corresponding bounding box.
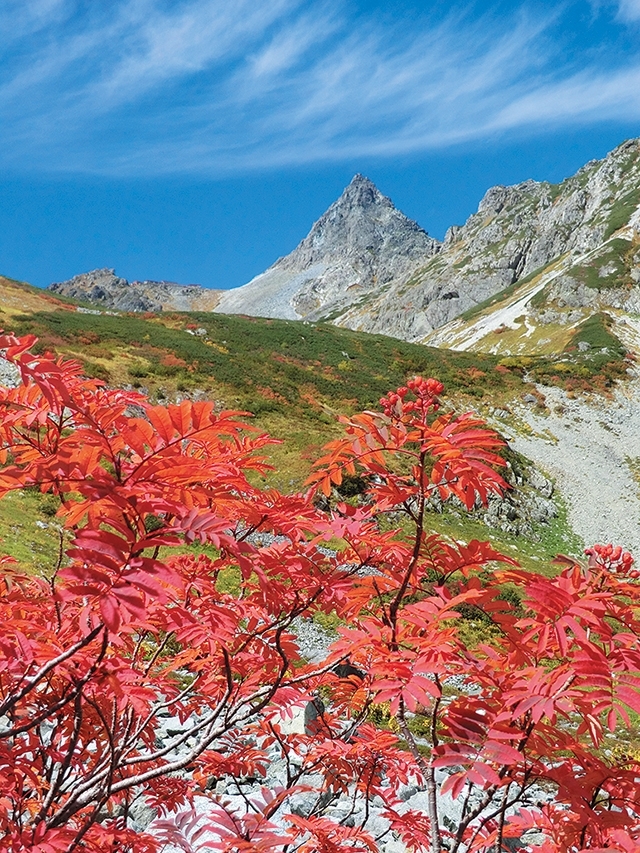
[426,454,557,539]
[214,175,441,321]
[340,139,640,340]
[0,357,20,388]
[49,269,134,307]
[48,269,222,313]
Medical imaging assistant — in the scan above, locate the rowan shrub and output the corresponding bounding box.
[1,332,640,853]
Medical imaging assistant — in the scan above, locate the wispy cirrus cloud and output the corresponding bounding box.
[617,0,640,21]
[0,0,639,176]
[0,0,68,39]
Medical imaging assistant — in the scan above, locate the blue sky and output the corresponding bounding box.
[1,0,640,290]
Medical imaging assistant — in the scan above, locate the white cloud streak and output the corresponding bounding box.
[0,0,69,40]
[0,0,639,176]
[617,0,640,21]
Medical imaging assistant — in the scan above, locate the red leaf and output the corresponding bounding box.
[99,595,121,631]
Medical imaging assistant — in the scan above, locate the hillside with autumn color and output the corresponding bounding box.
[0,272,592,578]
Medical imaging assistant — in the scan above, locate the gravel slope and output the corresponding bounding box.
[507,378,640,559]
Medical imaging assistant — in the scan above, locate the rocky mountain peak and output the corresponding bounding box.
[279,175,437,271]
[214,175,440,321]
[50,269,135,306]
[337,173,389,208]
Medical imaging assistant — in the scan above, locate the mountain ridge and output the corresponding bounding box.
[345,138,640,343]
[46,139,640,354]
[48,268,221,313]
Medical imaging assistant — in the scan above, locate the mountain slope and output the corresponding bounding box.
[426,192,640,356]
[341,139,640,342]
[44,139,640,356]
[213,174,440,320]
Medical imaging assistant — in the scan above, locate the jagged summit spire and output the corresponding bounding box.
[336,174,387,209]
[348,173,376,187]
[213,171,440,321]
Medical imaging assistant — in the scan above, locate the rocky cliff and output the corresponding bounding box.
[49,268,221,313]
[213,175,441,321]
[341,139,640,342]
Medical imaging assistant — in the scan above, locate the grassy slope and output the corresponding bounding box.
[0,275,606,572]
[9,308,525,410]
[7,305,532,482]
[0,274,76,317]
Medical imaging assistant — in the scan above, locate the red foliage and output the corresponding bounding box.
[159,353,188,368]
[1,331,640,853]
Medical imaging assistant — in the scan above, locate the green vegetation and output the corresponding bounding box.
[617,144,640,177]
[0,489,66,574]
[547,181,565,202]
[525,313,627,392]
[11,309,525,420]
[460,263,549,322]
[566,238,634,290]
[7,299,631,490]
[491,314,628,394]
[528,282,550,308]
[604,188,640,239]
[569,312,626,354]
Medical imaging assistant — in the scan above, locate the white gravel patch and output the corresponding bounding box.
[508,378,640,559]
[0,356,20,388]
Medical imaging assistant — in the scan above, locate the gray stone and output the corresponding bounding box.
[527,469,554,498]
[127,797,156,832]
[0,357,20,388]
